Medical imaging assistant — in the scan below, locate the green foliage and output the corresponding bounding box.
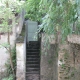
[71,71,75,77]
[2,75,14,80]
[11,47,16,71]
[0,0,23,79]
[39,0,80,40]
[24,0,42,23]
[0,0,24,33]
[60,58,63,62]
[5,47,16,79]
[61,63,65,68]
[0,43,10,48]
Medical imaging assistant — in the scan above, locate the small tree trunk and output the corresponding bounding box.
[7,32,15,76]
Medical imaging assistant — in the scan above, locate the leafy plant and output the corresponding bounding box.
[5,47,16,75]
[2,75,14,80]
[24,0,43,24]
[0,0,24,78]
[39,0,80,41]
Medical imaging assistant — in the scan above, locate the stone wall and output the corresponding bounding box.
[58,43,71,80]
[40,34,58,80]
[69,44,80,80]
[41,34,80,80]
[58,35,80,80]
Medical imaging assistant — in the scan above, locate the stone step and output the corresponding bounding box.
[26,64,40,68]
[27,52,40,55]
[27,41,40,44]
[27,47,40,49]
[26,41,40,80]
[26,71,40,74]
[27,57,40,59]
[26,68,40,71]
[27,49,40,52]
[27,55,40,58]
[27,61,40,64]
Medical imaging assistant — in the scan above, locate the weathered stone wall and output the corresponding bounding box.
[58,43,71,80]
[58,35,80,80]
[69,44,80,80]
[40,34,58,80]
[40,34,80,80]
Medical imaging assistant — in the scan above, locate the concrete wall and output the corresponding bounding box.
[16,43,26,80]
[40,34,58,80]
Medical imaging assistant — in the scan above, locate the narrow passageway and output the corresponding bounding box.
[26,41,40,80]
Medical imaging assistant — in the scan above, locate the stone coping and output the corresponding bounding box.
[67,34,80,44]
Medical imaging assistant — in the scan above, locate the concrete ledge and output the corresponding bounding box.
[67,34,80,44]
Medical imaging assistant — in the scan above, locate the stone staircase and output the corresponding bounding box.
[26,41,40,80]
